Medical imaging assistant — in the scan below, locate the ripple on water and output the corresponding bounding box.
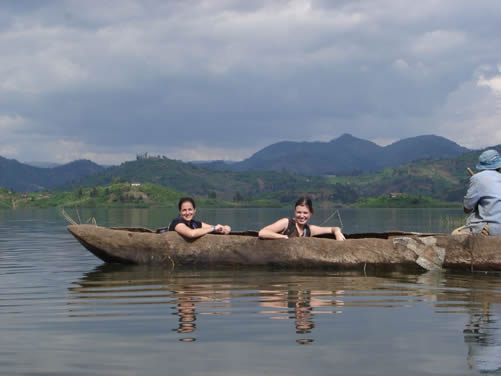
[1,208,501,375]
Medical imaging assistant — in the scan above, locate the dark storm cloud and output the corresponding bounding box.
[1,0,501,163]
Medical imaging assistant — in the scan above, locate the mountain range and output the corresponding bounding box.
[0,157,105,192]
[0,135,476,200]
[196,134,469,175]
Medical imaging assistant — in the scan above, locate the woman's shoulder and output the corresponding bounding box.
[168,217,180,230]
[168,216,187,231]
[277,217,292,230]
[262,217,289,229]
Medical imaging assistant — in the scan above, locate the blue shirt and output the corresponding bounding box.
[464,170,501,235]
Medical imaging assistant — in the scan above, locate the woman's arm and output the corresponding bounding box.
[209,223,231,234]
[174,222,216,239]
[309,225,345,240]
[174,221,232,239]
[258,218,289,239]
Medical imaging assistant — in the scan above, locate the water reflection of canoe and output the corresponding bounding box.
[67,224,501,271]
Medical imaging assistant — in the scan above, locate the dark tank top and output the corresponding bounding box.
[282,218,311,237]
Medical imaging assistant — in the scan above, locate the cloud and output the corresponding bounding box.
[0,114,26,131]
[0,0,500,163]
[410,30,468,58]
[478,65,501,93]
[435,65,501,149]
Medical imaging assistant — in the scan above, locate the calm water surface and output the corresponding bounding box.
[1,208,500,375]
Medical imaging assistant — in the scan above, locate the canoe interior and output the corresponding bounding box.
[109,227,441,239]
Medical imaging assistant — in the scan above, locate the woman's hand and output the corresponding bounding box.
[332,226,345,241]
[214,224,231,234]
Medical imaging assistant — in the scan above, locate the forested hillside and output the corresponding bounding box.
[2,141,497,207]
[70,157,359,204]
[327,148,495,201]
[70,148,495,205]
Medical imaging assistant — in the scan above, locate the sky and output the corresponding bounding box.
[1,0,501,165]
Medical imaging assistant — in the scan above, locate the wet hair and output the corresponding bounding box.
[295,196,314,214]
[178,197,196,211]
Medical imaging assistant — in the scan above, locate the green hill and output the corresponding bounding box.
[8,183,187,209]
[327,148,496,202]
[5,182,289,209]
[73,149,491,205]
[68,157,357,204]
[3,146,497,209]
[0,187,12,208]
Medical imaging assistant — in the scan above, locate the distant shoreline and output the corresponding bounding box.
[0,183,462,210]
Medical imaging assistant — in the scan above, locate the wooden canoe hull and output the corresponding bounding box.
[67,224,501,271]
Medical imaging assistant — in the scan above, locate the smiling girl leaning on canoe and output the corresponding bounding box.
[258,196,345,240]
[168,197,231,239]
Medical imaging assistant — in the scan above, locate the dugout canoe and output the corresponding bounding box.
[67,224,501,271]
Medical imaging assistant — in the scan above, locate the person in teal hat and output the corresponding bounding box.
[453,149,501,236]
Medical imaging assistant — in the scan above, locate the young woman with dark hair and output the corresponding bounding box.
[168,197,231,239]
[258,197,345,240]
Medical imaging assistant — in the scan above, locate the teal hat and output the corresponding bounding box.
[476,149,501,170]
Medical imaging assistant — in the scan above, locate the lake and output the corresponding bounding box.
[1,207,500,375]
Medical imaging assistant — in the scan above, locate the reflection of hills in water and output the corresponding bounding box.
[68,265,501,353]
